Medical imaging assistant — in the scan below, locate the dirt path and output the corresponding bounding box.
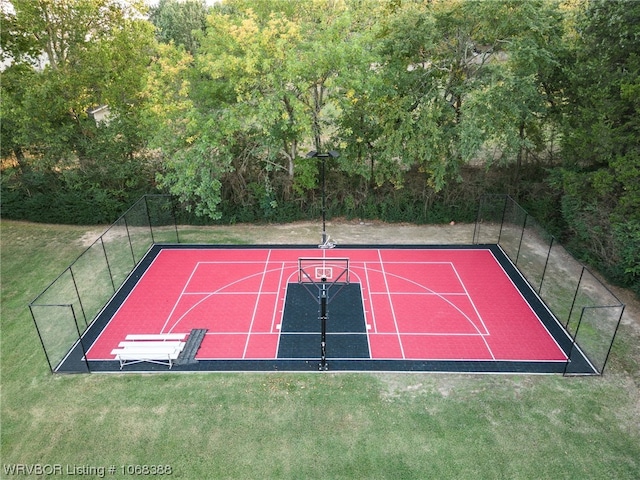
[228,219,476,245]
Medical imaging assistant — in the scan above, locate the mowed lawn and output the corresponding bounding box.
[1,220,639,479]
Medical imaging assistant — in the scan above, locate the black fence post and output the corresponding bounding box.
[172,197,180,244]
[472,196,484,244]
[565,266,586,330]
[29,305,54,374]
[538,236,555,295]
[515,212,528,267]
[69,267,88,329]
[497,195,509,246]
[70,304,91,374]
[123,215,136,266]
[601,305,625,375]
[144,195,156,244]
[100,236,116,293]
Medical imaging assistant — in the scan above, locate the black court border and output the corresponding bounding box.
[58,244,595,374]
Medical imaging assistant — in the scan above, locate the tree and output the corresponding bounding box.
[1,0,158,221]
[154,7,306,218]
[154,1,377,219]
[346,0,568,195]
[460,0,567,181]
[556,0,640,292]
[149,0,209,53]
[2,0,155,158]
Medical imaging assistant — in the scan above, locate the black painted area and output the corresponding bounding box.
[277,283,370,360]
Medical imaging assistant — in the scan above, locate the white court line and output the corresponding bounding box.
[188,260,281,264]
[359,279,373,358]
[274,281,291,355]
[371,260,463,265]
[363,262,377,334]
[242,250,272,358]
[365,332,488,337]
[488,247,570,360]
[367,291,468,296]
[85,247,166,355]
[278,332,369,335]
[270,262,287,333]
[359,263,487,339]
[377,250,406,359]
[164,266,290,334]
[183,291,280,295]
[324,267,372,358]
[273,269,303,354]
[204,331,275,335]
[160,260,202,333]
[198,331,409,337]
[450,262,495,360]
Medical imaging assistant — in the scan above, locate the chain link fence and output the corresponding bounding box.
[30,194,624,374]
[474,195,625,375]
[29,195,177,373]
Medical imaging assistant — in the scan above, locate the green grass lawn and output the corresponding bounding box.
[2,220,640,479]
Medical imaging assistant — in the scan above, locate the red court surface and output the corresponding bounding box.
[86,246,569,367]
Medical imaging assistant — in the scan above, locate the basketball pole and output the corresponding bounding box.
[319,278,328,370]
[306,150,339,249]
[321,154,327,245]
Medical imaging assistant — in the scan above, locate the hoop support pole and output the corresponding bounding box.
[319,280,328,370]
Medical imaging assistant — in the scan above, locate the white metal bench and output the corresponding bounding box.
[124,333,188,341]
[118,341,184,349]
[111,338,186,369]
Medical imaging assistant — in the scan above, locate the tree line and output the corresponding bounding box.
[1,0,638,294]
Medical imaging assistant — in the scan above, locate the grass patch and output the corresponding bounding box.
[2,220,640,479]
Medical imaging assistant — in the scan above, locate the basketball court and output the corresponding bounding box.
[57,244,595,373]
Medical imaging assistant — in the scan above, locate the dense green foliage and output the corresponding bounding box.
[1,0,638,293]
[1,0,156,222]
[554,0,640,294]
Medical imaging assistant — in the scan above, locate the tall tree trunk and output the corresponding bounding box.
[282,96,297,178]
[311,81,325,151]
